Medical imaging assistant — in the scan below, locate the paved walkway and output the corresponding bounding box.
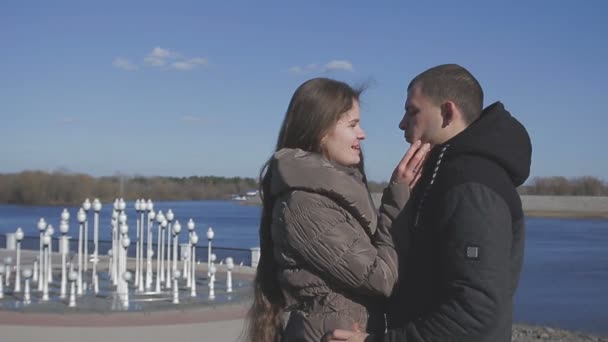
[0,319,248,342]
[0,287,252,342]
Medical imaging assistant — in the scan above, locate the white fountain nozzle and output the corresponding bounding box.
[187,219,195,231]
[93,198,102,212]
[77,208,86,223]
[15,227,24,241]
[22,268,33,278]
[83,198,91,211]
[119,212,127,224]
[173,220,182,234]
[118,198,126,211]
[119,223,129,235]
[226,257,234,270]
[156,210,165,223]
[166,209,174,222]
[60,220,69,234]
[37,218,47,231]
[206,227,214,240]
[61,209,70,221]
[122,236,131,248]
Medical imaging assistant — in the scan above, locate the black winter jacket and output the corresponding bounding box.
[375,102,532,342]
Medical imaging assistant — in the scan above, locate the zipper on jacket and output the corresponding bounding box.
[414,145,449,228]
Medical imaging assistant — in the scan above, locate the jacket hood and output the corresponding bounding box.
[441,102,532,186]
[269,148,378,234]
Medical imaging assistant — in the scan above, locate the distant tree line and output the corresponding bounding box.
[519,176,608,196]
[0,169,393,206]
[0,171,258,206]
[369,176,608,196]
[3,171,604,206]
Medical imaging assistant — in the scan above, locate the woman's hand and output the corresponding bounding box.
[322,329,368,342]
[391,140,431,189]
[322,323,367,342]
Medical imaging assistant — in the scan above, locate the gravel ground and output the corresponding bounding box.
[513,324,608,342]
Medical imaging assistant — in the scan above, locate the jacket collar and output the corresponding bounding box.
[270,148,378,234]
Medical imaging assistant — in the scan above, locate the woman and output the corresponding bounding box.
[247,77,429,341]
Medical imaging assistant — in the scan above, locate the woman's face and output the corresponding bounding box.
[321,100,366,167]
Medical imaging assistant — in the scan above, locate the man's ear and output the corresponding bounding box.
[441,101,458,128]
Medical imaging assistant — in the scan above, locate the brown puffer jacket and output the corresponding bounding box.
[269,148,410,342]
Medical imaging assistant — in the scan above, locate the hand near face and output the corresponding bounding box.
[391,140,431,189]
[322,329,369,342]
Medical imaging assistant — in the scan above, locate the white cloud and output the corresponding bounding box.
[112,57,137,70]
[288,60,353,74]
[151,47,172,58]
[288,66,304,74]
[142,47,207,71]
[171,57,208,71]
[115,47,208,72]
[144,56,165,66]
[144,47,179,66]
[324,60,353,72]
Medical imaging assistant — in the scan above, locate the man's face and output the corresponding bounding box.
[399,85,443,145]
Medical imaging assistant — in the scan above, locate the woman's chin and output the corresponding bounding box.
[348,156,361,167]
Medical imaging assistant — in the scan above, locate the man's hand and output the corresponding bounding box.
[322,329,369,342]
[391,140,431,189]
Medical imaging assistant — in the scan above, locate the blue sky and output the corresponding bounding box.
[1,1,606,182]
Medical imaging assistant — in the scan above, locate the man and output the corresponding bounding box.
[326,64,532,341]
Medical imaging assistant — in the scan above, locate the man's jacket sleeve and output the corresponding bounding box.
[376,182,514,341]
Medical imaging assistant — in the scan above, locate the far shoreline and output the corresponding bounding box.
[242,194,608,220]
[524,210,608,219]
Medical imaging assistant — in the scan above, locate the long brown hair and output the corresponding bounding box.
[246,78,366,341]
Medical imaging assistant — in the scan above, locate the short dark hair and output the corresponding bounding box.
[408,64,483,124]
